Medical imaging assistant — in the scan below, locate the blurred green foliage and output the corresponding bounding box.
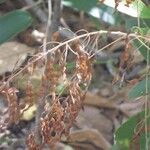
[0,1,150,149]
[128,76,150,99]
[63,0,150,28]
[114,110,150,150]
[0,9,32,45]
[62,0,150,149]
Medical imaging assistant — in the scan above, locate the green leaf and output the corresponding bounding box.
[128,76,150,99]
[133,0,150,19]
[115,110,150,150]
[109,144,122,150]
[63,0,118,25]
[63,0,98,12]
[0,10,32,45]
[102,0,150,19]
[63,0,150,30]
[126,19,150,30]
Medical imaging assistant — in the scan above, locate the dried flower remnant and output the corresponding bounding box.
[0,85,20,124]
[112,34,134,86]
[0,28,93,149]
[26,31,93,148]
[26,133,41,150]
[41,100,64,145]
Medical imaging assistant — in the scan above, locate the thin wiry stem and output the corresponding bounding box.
[34,0,62,146]
[43,0,52,54]
[1,30,150,90]
[90,35,125,58]
[137,0,140,28]
[145,42,149,150]
[35,0,52,145]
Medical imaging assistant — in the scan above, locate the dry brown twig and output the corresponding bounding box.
[0,30,145,89]
[0,25,150,149]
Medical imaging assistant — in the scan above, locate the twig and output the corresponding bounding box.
[34,0,52,145]
[145,35,150,150]
[24,0,48,23]
[0,30,149,90]
[22,0,42,11]
[34,0,62,146]
[49,0,62,38]
[60,17,71,29]
[43,0,52,54]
